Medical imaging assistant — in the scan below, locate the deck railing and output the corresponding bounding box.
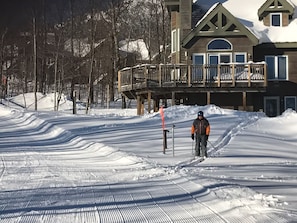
[118,63,267,92]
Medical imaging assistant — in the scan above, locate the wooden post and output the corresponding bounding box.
[188,65,191,87]
[141,98,145,115]
[147,91,151,113]
[232,64,235,87]
[207,91,211,105]
[248,64,251,87]
[121,94,126,109]
[153,99,159,112]
[243,91,247,111]
[172,91,176,106]
[203,64,206,87]
[264,62,267,87]
[137,95,141,115]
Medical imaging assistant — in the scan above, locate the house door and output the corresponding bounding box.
[208,54,231,79]
[264,96,280,117]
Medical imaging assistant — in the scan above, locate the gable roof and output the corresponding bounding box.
[223,0,297,43]
[182,3,259,48]
[191,0,297,44]
[258,0,295,20]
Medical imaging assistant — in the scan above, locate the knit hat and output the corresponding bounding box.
[197,111,203,116]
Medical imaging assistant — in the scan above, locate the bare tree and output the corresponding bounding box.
[100,0,132,105]
[86,0,97,114]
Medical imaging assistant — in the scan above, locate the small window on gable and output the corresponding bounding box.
[271,13,281,26]
[207,39,232,51]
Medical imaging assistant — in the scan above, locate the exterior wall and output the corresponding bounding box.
[282,13,290,26]
[254,45,297,115]
[182,92,260,111]
[179,0,192,40]
[170,0,192,64]
[171,11,178,29]
[186,36,254,64]
[171,11,180,64]
[263,15,270,26]
[262,12,290,26]
[253,46,297,83]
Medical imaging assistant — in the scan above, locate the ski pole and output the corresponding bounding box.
[207,140,215,150]
[172,124,175,157]
[192,140,194,155]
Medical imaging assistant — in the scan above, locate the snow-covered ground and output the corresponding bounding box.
[0,93,296,222]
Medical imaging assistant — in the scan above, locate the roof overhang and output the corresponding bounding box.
[258,0,295,20]
[182,3,259,49]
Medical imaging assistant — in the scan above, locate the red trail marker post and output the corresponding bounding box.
[160,107,169,154]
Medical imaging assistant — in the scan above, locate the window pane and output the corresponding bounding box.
[285,97,296,110]
[194,55,204,65]
[272,14,281,26]
[192,55,204,81]
[265,57,275,79]
[208,39,232,50]
[220,55,230,63]
[278,56,287,79]
[235,54,245,63]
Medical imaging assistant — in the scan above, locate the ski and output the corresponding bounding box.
[179,156,206,168]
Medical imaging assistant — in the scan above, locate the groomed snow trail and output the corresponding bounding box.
[0,108,293,222]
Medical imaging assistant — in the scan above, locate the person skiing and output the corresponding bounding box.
[191,111,210,157]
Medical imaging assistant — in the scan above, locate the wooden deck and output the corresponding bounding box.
[119,63,267,96]
[118,63,267,114]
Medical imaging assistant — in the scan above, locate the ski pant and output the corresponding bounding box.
[195,134,207,157]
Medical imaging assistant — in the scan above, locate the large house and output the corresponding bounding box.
[118,0,297,116]
[167,0,297,116]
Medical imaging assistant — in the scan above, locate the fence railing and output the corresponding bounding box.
[118,63,267,91]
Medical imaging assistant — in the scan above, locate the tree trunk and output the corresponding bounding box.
[33,16,38,111]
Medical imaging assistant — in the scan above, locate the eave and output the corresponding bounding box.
[258,0,294,20]
[182,3,259,49]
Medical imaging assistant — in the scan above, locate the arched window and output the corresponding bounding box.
[207,39,232,50]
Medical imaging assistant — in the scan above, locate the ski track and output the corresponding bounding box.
[207,115,261,157]
[0,110,294,222]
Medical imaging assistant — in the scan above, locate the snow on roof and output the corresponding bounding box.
[119,39,149,61]
[196,0,297,43]
[224,0,297,43]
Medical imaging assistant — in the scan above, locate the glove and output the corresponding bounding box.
[205,135,209,141]
[191,134,194,140]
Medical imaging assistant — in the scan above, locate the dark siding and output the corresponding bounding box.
[254,46,297,84]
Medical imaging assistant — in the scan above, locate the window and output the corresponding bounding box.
[265,55,288,80]
[193,54,205,65]
[207,39,232,51]
[264,96,280,117]
[285,96,296,111]
[171,29,180,53]
[271,13,281,26]
[234,53,246,63]
[192,54,205,81]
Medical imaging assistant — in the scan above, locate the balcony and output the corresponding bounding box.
[118,63,267,97]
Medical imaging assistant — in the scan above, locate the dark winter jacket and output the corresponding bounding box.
[191,117,210,135]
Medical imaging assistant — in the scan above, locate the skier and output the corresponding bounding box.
[191,111,210,157]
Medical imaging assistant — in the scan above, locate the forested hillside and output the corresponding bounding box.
[0,0,170,111]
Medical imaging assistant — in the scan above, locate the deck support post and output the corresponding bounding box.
[172,92,176,106]
[207,92,211,105]
[243,91,247,111]
[121,94,126,109]
[154,99,159,112]
[147,91,152,113]
[137,96,144,115]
